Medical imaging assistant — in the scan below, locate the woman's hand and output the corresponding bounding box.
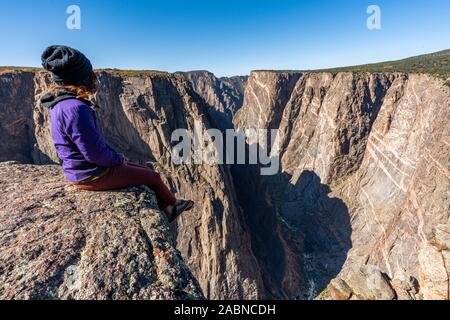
[120,154,129,166]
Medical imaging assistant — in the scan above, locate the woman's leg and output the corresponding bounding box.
[74,163,176,210]
[126,162,152,169]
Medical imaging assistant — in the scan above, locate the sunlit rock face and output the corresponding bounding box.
[234,71,449,300]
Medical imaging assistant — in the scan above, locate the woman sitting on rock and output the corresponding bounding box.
[40,45,193,222]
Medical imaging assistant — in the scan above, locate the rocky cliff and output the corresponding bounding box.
[0,67,449,300]
[234,71,450,300]
[0,70,264,299]
[176,71,247,126]
[0,162,203,300]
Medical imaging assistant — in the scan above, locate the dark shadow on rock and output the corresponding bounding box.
[277,170,352,299]
[230,162,290,299]
[231,156,352,299]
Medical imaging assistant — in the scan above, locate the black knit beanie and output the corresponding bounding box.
[41,45,93,85]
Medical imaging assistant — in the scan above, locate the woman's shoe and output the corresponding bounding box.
[167,200,194,223]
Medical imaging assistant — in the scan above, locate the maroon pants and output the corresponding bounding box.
[74,162,177,210]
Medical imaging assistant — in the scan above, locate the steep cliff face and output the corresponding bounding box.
[176,71,247,125]
[0,71,50,164]
[0,70,264,299]
[234,71,450,299]
[0,162,203,300]
[92,72,263,299]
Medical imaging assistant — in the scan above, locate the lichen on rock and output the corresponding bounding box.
[0,162,204,300]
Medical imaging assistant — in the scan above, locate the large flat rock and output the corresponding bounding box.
[0,162,204,300]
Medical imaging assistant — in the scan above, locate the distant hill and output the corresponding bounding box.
[255,49,450,85]
[317,49,450,81]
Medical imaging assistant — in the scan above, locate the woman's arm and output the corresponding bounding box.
[65,104,124,167]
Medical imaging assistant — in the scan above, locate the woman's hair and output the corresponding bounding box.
[49,71,98,100]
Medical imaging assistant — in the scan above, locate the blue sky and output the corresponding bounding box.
[0,0,449,76]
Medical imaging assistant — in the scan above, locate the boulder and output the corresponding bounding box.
[415,224,450,300]
[325,265,396,300]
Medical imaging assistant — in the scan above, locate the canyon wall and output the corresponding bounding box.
[234,71,450,299]
[176,71,247,127]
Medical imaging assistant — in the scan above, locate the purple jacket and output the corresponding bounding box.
[45,95,124,182]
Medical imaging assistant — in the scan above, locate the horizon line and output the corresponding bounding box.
[1,48,448,78]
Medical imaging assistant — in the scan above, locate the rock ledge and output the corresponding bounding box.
[0,162,204,300]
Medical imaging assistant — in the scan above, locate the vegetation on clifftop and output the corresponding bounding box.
[95,68,171,77]
[255,49,450,85]
[0,66,41,74]
[318,49,450,82]
[0,67,171,77]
